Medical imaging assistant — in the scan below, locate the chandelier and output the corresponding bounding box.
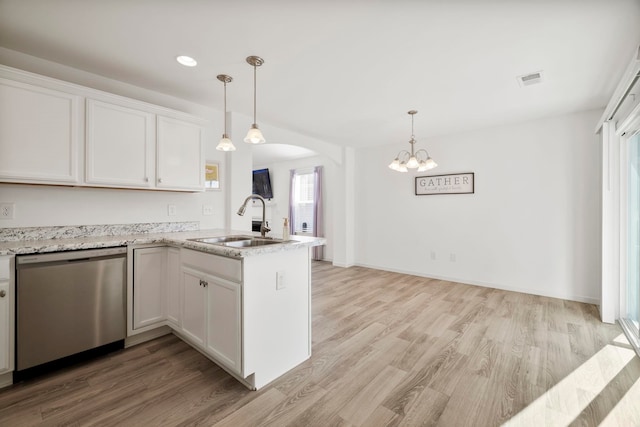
[388,110,437,173]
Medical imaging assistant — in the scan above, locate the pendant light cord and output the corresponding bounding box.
[223,80,227,134]
[253,64,257,124]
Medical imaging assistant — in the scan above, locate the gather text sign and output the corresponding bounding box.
[415,173,474,196]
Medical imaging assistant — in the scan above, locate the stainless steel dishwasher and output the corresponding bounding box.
[15,247,126,377]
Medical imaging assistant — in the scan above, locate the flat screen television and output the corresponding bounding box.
[252,168,273,200]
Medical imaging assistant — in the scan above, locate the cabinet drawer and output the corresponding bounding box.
[181,249,241,283]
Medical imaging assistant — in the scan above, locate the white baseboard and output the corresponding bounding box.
[353,262,600,305]
[125,325,171,348]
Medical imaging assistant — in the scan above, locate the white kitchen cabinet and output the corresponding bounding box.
[156,116,204,191]
[179,266,241,374]
[129,243,312,390]
[180,266,206,348]
[0,78,81,185]
[165,247,181,327]
[133,247,166,329]
[179,249,242,375]
[0,255,15,384]
[205,276,241,373]
[0,65,208,192]
[85,99,155,188]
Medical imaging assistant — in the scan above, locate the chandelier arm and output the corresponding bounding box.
[397,150,410,162]
[414,149,430,160]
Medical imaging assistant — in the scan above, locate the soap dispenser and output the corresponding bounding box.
[283,218,290,240]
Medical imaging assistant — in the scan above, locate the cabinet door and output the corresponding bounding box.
[181,267,206,347]
[86,99,154,188]
[133,247,166,329]
[0,280,11,374]
[205,276,242,374]
[156,116,204,191]
[0,78,80,184]
[166,247,181,327]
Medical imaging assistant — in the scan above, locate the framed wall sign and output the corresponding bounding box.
[415,172,474,195]
[205,161,220,190]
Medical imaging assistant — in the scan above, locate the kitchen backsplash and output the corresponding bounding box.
[0,221,200,242]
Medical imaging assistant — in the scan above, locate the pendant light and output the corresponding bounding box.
[244,55,266,144]
[216,74,236,151]
[388,110,437,173]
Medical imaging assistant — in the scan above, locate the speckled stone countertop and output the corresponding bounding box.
[0,223,325,258]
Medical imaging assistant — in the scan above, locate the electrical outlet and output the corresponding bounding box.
[167,204,177,216]
[0,203,15,220]
[276,271,286,290]
[202,205,214,216]
[450,253,456,262]
[430,251,436,261]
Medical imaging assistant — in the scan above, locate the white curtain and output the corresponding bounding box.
[312,166,324,261]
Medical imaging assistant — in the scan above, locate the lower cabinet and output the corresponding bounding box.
[0,255,15,379]
[180,263,242,375]
[180,267,206,347]
[130,244,310,389]
[132,247,166,329]
[165,247,181,327]
[205,275,241,374]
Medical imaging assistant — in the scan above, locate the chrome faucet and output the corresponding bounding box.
[237,194,271,237]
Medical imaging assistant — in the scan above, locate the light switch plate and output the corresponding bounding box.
[202,205,214,216]
[276,271,285,290]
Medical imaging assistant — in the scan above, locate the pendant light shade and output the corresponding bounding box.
[388,110,437,173]
[245,124,265,144]
[244,56,266,144]
[216,74,236,152]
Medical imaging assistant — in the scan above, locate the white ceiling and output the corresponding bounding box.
[252,143,317,166]
[1,0,639,149]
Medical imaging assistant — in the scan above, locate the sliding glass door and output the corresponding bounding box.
[622,132,640,348]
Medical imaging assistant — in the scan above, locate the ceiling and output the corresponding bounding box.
[1,0,639,149]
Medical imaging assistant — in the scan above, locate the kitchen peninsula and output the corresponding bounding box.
[0,222,325,390]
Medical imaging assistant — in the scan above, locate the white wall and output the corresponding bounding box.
[355,110,603,303]
[0,48,227,230]
[254,154,337,261]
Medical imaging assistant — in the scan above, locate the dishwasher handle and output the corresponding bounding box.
[17,247,127,266]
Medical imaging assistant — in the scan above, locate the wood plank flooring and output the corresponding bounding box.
[1,262,639,426]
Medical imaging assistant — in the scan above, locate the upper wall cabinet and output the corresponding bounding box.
[86,99,155,189]
[157,116,204,191]
[0,78,81,185]
[0,65,208,192]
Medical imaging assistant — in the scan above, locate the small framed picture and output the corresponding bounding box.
[205,162,220,190]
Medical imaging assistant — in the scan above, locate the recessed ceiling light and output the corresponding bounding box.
[176,56,197,67]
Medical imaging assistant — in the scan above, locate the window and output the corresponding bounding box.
[292,171,314,234]
[289,165,324,260]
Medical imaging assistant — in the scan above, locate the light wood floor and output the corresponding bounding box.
[2,262,639,426]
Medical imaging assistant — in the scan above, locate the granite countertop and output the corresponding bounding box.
[0,225,325,258]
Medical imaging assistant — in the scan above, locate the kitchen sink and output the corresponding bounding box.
[223,238,285,248]
[189,236,255,244]
[188,235,290,248]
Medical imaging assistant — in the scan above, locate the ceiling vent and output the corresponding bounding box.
[517,70,544,87]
